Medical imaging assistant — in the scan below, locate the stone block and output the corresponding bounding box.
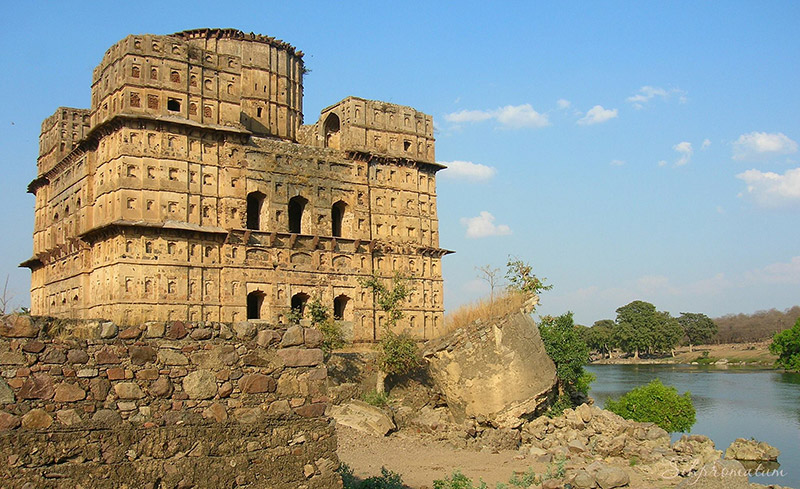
[107,368,125,380]
[304,328,323,347]
[234,322,256,340]
[95,349,120,364]
[202,402,228,422]
[53,382,86,402]
[145,322,166,338]
[119,326,141,340]
[66,349,89,364]
[114,382,145,399]
[22,341,45,353]
[89,378,110,400]
[295,402,328,418]
[257,329,281,347]
[281,326,304,347]
[40,348,67,364]
[166,321,188,340]
[0,410,20,430]
[100,322,118,338]
[183,370,217,399]
[18,373,54,399]
[92,408,122,425]
[56,409,82,426]
[190,327,213,340]
[239,373,276,394]
[277,348,324,367]
[0,378,14,404]
[22,408,53,429]
[0,352,25,365]
[129,346,157,365]
[158,349,189,365]
[148,376,173,398]
[77,368,99,378]
[0,315,39,338]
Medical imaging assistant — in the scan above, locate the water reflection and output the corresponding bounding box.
[586,365,800,488]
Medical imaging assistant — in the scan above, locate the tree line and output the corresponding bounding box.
[579,300,718,358]
[713,306,800,343]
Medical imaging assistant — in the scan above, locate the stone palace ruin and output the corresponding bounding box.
[22,28,451,342]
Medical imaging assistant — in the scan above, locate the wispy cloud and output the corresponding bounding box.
[557,99,571,109]
[701,139,712,150]
[732,132,798,161]
[610,159,625,167]
[736,167,800,208]
[577,105,618,125]
[444,104,550,129]
[438,160,497,182]
[460,211,512,238]
[673,141,693,166]
[627,85,687,109]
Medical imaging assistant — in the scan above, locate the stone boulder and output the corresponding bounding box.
[675,459,751,489]
[329,400,396,436]
[423,311,557,428]
[724,438,780,462]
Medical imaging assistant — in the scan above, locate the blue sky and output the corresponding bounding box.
[1,1,798,324]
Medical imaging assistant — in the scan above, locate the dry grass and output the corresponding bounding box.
[442,290,527,335]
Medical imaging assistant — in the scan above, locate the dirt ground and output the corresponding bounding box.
[336,425,546,488]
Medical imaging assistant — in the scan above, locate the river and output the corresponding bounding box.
[585,364,800,487]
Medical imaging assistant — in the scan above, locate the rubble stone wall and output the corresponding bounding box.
[0,314,340,488]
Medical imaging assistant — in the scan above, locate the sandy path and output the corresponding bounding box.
[336,426,548,488]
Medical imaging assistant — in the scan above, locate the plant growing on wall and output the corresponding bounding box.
[360,273,419,394]
[505,257,552,302]
[307,295,346,358]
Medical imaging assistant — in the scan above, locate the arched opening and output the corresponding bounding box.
[323,113,341,149]
[247,291,265,319]
[291,292,310,318]
[333,294,350,321]
[246,191,265,230]
[331,200,348,237]
[288,196,308,234]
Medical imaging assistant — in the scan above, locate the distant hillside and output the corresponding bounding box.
[713,306,800,343]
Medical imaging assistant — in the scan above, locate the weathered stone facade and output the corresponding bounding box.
[23,28,450,341]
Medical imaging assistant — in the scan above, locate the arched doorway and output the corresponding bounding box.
[323,113,341,149]
[288,196,308,234]
[246,191,265,230]
[333,294,350,321]
[247,291,265,319]
[291,292,310,318]
[331,200,348,237]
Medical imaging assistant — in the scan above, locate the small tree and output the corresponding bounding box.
[307,295,346,359]
[538,312,593,412]
[360,273,419,394]
[605,379,696,432]
[476,264,502,315]
[505,256,552,297]
[678,312,718,352]
[770,318,800,371]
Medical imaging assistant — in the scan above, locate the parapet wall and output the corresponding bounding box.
[0,314,340,488]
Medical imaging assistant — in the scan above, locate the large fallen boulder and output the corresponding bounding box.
[423,310,557,428]
[329,400,396,436]
[724,438,780,462]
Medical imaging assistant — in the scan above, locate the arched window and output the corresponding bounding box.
[288,196,308,234]
[247,290,265,320]
[291,292,310,318]
[323,113,341,149]
[246,191,265,230]
[331,200,347,237]
[333,295,350,321]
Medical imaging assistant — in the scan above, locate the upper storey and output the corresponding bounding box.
[90,28,304,142]
[301,97,436,165]
[37,107,91,177]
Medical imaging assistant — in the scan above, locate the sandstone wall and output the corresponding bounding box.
[0,314,340,488]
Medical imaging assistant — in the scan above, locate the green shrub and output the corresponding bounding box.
[433,469,539,489]
[362,390,390,408]
[605,378,696,432]
[770,318,800,371]
[339,464,405,489]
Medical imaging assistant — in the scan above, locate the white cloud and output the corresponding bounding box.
[736,167,800,207]
[444,109,494,123]
[577,105,618,125]
[438,160,497,182]
[557,99,571,109]
[701,139,712,150]
[732,132,798,161]
[673,141,693,166]
[744,256,800,285]
[460,211,512,238]
[494,104,550,128]
[610,159,625,166]
[658,160,668,167]
[443,104,550,129]
[627,85,686,109]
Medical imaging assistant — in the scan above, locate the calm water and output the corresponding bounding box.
[586,364,800,487]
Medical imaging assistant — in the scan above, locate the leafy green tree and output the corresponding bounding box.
[678,312,718,352]
[307,296,346,358]
[769,318,800,371]
[585,320,615,358]
[359,273,419,394]
[505,257,552,297]
[605,379,696,432]
[538,312,592,409]
[652,311,683,356]
[614,301,658,358]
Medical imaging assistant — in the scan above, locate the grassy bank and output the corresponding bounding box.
[590,341,778,367]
